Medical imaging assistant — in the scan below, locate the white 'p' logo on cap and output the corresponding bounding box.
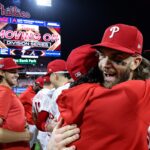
[0,64,4,68]
[137,43,141,49]
[13,59,17,64]
[109,26,120,38]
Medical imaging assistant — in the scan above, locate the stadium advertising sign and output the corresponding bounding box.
[0,16,61,57]
[15,58,37,65]
[0,57,37,64]
[0,3,31,18]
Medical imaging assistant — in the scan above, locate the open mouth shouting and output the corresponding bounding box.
[104,72,117,82]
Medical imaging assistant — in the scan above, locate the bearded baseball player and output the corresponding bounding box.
[45,59,72,121]
[19,76,45,149]
[48,24,150,150]
[0,58,32,150]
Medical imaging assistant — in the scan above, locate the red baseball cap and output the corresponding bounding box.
[35,76,44,88]
[0,58,23,70]
[47,59,67,75]
[66,44,99,81]
[42,75,50,83]
[93,23,143,54]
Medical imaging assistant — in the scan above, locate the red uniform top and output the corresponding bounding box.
[57,80,150,150]
[0,85,30,150]
[19,86,36,124]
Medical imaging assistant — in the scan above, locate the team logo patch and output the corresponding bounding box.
[49,68,52,72]
[109,26,120,38]
[75,72,82,78]
[0,64,4,68]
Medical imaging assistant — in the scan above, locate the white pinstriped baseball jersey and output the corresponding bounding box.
[50,83,70,120]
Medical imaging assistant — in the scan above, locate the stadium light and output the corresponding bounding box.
[26,72,47,75]
[36,0,52,7]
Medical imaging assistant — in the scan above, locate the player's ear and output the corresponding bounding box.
[0,70,2,76]
[0,70,5,77]
[54,73,59,80]
[130,55,142,71]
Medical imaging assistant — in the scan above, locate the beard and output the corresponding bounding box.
[103,68,131,88]
[34,87,41,93]
[5,77,18,87]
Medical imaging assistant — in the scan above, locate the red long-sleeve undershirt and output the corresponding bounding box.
[36,111,49,131]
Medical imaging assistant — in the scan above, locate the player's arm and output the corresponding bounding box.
[32,111,37,123]
[36,111,57,132]
[47,118,80,150]
[0,118,32,143]
[35,110,49,131]
[32,100,38,123]
[35,93,57,132]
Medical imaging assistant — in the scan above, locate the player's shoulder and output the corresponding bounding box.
[115,79,150,97]
[60,83,100,97]
[57,83,70,91]
[121,79,149,88]
[0,85,11,92]
[145,79,150,91]
[0,85,12,97]
[33,88,49,100]
[34,90,42,97]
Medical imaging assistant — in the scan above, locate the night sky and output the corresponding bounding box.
[0,0,150,60]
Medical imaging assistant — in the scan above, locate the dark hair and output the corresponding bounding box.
[58,72,72,80]
[134,57,150,80]
[44,81,51,86]
[70,65,104,88]
[0,75,3,83]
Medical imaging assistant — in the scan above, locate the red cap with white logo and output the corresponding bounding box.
[35,76,44,88]
[46,59,67,75]
[66,44,99,81]
[0,58,23,70]
[93,23,143,54]
[42,75,50,83]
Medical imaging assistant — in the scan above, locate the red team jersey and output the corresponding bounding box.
[57,80,150,150]
[19,86,36,124]
[0,85,30,150]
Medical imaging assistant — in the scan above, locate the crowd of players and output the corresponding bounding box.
[0,23,150,150]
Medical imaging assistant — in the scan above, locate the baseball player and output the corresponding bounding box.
[49,24,150,150]
[32,75,55,150]
[19,76,44,149]
[0,58,32,150]
[44,59,72,122]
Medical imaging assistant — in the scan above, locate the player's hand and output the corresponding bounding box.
[25,122,29,130]
[45,118,57,132]
[47,118,80,150]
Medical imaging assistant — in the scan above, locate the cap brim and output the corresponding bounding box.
[92,42,135,54]
[42,74,50,78]
[44,70,53,76]
[3,65,24,70]
[44,72,49,76]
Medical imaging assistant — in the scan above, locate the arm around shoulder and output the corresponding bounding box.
[0,118,32,143]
